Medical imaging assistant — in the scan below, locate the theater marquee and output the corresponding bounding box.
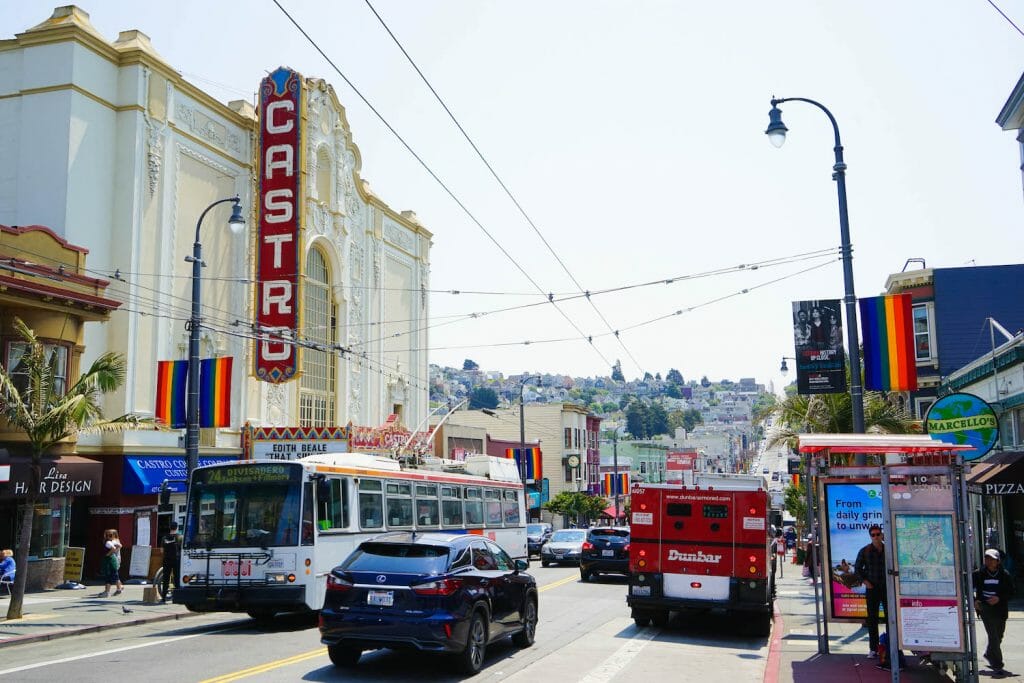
[255,67,304,383]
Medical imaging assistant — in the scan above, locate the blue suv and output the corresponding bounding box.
[319,532,538,674]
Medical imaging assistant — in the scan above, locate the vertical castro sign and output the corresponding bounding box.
[256,67,303,383]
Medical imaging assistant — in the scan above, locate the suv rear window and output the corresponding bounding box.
[590,528,629,538]
[342,543,450,573]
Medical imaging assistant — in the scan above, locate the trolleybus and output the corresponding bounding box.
[173,452,527,619]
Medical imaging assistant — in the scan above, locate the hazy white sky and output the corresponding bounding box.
[6,1,1024,390]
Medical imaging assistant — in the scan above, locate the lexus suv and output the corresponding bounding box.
[319,532,538,674]
[580,527,630,581]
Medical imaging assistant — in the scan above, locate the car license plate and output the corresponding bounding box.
[632,585,651,596]
[367,590,394,607]
[602,550,615,557]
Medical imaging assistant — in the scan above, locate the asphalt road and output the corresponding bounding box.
[0,565,769,682]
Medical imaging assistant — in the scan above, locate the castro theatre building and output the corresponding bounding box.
[1,7,431,579]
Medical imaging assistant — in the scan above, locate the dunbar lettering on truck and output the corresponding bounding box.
[627,476,775,635]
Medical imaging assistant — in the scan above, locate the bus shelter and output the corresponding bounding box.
[797,434,976,683]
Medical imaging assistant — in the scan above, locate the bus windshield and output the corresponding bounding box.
[185,463,303,549]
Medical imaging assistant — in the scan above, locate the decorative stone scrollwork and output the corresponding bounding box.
[146,122,164,197]
[384,222,414,251]
[266,384,287,426]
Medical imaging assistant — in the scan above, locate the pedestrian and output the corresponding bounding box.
[773,533,786,578]
[974,548,1014,675]
[0,548,15,586]
[160,521,182,602]
[854,524,888,662]
[99,529,123,598]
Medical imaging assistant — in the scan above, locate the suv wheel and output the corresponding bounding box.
[456,610,488,674]
[580,569,592,582]
[512,597,537,648]
[327,645,361,667]
[541,560,550,567]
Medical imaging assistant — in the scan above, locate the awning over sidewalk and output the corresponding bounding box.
[967,450,1024,495]
[0,454,102,498]
[122,455,236,494]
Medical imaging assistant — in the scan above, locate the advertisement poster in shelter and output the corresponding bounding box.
[820,480,884,621]
[791,299,846,394]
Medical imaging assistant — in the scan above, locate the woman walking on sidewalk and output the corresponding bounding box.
[99,529,123,598]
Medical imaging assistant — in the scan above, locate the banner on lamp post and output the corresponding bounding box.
[791,299,846,394]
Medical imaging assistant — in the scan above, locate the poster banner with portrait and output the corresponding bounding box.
[791,299,846,394]
[820,479,884,621]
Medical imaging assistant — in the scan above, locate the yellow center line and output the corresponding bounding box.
[198,648,326,683]
[200,573,577,682]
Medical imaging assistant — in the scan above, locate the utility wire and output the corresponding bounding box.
[985,0,1024,37]
[363,0,645,376]
[271,0,613,370]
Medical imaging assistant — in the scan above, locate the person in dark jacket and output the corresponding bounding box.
[974,548,1014,674]
[160,521,182,602]
[854,524,887,660]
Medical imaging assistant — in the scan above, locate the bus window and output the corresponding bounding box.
[441,486,463,526]
[415,484,439,527]
[464,487,484,527]
[386,481,413,527]
[502,489,520,525]
[359,479,383,529]
[484,489,503,527]
[318,478,349,531]
[302,482,315,545]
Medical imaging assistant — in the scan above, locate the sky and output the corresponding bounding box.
[6,1,1024,392]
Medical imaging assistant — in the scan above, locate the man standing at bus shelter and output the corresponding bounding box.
[854,524,889,663]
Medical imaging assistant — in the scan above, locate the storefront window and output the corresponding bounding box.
[6,341,69,396]
[27,498,71,559]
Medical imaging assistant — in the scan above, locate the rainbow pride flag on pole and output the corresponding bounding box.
[155,360,188,428]
[200,356,233,428]
[859,294,918,392]
[603,472,629,496]
[504,447,542,482]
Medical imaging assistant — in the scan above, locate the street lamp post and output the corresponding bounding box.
[185,197,245,479]
[518,375,540,505]
[766,97,865,436]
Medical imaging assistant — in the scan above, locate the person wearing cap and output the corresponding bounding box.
[160,521,182,603]
[974,548,1014,674]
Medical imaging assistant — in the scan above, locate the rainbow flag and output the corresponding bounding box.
[859,294,917,392]
[155,360,188,428]
[504,447,542,481]
[603,472,629,496]
[199,357,233,428]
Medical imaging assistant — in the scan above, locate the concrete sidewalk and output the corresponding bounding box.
[770,558,1024,682]
[0,582,196,648]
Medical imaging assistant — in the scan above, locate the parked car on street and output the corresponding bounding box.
[319,532,538,674]
[540,528,588,567]
[580,527,630,581]
[526,523,553,557]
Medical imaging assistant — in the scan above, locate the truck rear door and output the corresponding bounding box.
[659,489,733,601]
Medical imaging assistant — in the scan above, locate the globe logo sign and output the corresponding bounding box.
[925,393,999,461]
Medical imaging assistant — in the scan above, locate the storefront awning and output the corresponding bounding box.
[123,455,237,494]
[0,454,103,498]
[967,451,1024,496]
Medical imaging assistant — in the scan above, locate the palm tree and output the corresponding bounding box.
[0,318,152,619]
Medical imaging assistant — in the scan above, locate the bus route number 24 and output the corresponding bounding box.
[222,559,253,577]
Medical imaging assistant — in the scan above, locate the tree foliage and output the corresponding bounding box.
[611,360,625,382]
[0,318,153,620]
[462,359,479,371]
[625,399,670,439]
[666,368,684,384]
[543,491,608,527]
[468,386,499,410]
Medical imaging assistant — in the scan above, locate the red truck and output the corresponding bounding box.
[626,477,775,635]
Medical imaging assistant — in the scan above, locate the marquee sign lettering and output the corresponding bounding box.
[255,67,303,383]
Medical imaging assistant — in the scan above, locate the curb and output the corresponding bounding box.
[0,610,200,650]
[763,597,785,683]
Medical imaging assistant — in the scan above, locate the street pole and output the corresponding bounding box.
[519,375,539,519]
[613,432,619,522]
[766,98,865,446]
[185,197,244,480]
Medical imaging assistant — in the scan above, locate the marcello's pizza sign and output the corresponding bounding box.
[255,67,304,383]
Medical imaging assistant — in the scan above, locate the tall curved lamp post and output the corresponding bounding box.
[185,197,245,479]
[766,98,865,436]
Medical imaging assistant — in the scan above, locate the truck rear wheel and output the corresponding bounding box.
[651,611,670,628]
[631,609,651,627]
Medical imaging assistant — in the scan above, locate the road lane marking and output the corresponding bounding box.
[577,623,659,683]
[0,623,243,675]
[199,648,326,683]
[200,575,580,681]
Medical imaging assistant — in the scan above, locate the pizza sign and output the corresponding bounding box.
[255,67,303,383]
